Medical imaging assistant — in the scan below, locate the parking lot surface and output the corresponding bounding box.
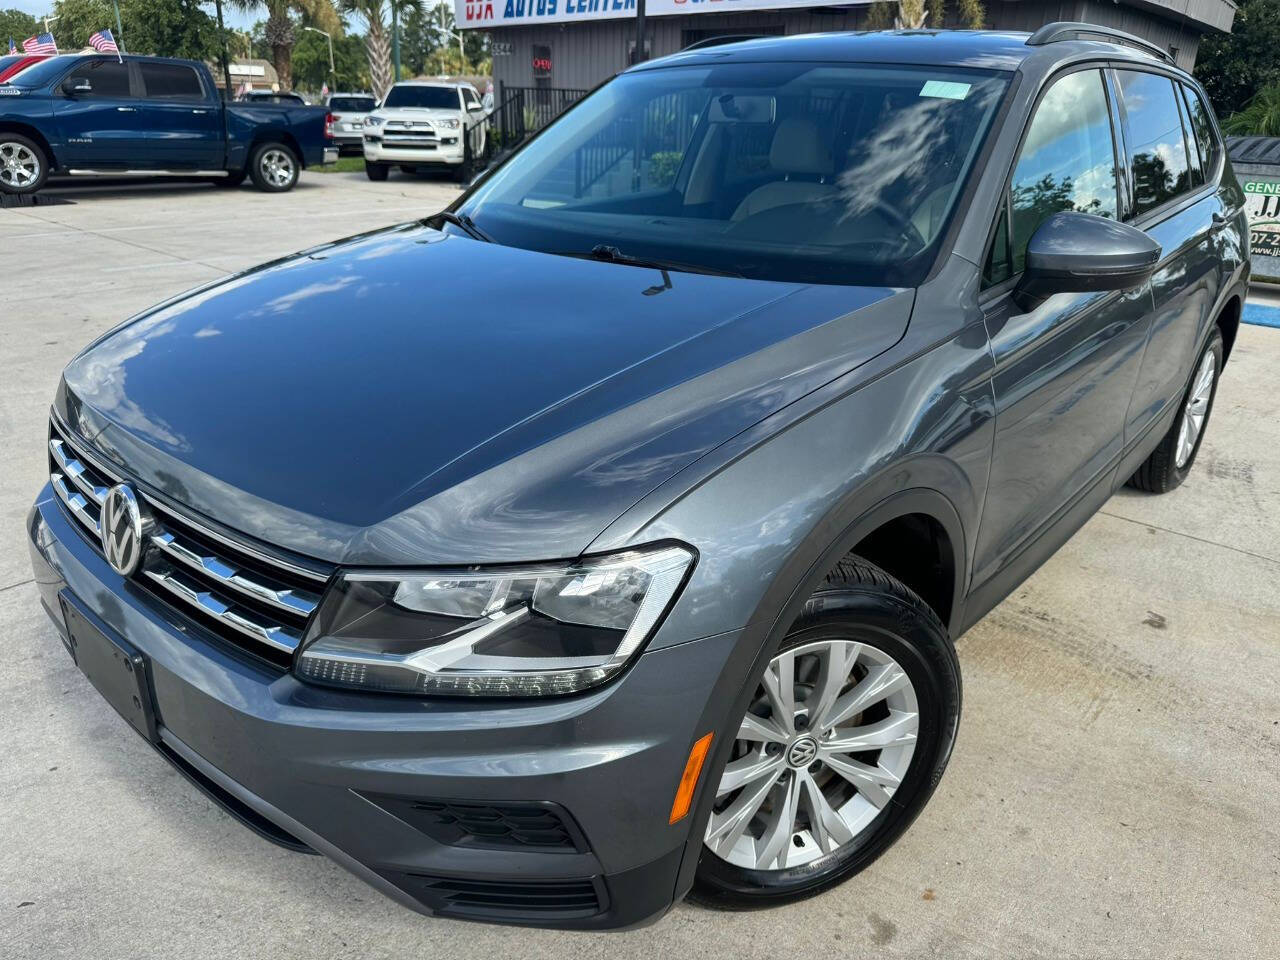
[2,174,1277,959]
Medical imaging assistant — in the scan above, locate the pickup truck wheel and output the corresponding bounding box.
[1126,328,1224,494]
[365,161,389,182]
[249,142,299,192]
[691,557,960,909]
[0,135,47,195]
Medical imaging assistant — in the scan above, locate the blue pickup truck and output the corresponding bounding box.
[0,54,336,195]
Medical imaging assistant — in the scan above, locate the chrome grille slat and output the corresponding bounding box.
[48,415,330,665]
[151,531,320,618]
[144,563,302,654]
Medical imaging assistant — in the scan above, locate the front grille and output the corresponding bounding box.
[361,793,587,853]
[48,417,330,667]
[395,872,605,921]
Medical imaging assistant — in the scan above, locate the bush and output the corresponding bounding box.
[647,151,683,188]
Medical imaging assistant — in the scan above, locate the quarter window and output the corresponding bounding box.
[1007,69,1119,276]
[1116,70,1193,217]
[65,59,131,98]
[1181,83,1220,177]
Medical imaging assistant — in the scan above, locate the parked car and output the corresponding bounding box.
[0,53,51,84]
[238,89,308,105]
[27,25,1247,929]
[362,79,486,181]
[0,54,336,194]
[323,91,377,155]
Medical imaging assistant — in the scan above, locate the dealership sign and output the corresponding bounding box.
[457,0,866,29]
[1243,178,1280,262]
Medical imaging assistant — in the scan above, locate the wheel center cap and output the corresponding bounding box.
[786,735,818,768]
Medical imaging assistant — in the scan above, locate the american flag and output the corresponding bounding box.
[7,38,16,55]
[22,33,57,55]
[89,29,118,54]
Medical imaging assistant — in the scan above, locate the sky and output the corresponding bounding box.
[5,0,458,34]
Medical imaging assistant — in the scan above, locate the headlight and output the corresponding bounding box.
[433,118,459,129]
[295,545,694,697]
[364,115,385,128]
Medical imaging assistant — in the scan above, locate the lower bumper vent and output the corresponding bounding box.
[397,872,605,921]
[362,793,586,853]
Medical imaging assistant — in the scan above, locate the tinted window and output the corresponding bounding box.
[461,63,1010,286]
[140,62,204,100]
[66,59,132,98]
[1009,70,1118,274]
[383,85,460,109]
[1116,70,1192,216]
[329,96,375,111]
[1181,83,1220,176]
[463,87,480,108]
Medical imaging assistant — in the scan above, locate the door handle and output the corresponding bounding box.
[1211,211,1228,226]
[116,106,136,112]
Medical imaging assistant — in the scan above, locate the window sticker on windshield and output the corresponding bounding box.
[919,80,971,100]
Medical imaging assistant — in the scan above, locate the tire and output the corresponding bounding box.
[1127,327,1224,494]
[212,169,247,189]
[248,142,299,192]
[0,134,49,195]
[365,161,389,182]
[691,557,961,909]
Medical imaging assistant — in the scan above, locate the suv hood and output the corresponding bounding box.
[58,225,912,566]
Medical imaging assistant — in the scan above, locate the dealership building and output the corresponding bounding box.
[456,0,1238,93]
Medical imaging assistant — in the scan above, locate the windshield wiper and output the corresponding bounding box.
[424,210,494,243]
[564,244,742,279]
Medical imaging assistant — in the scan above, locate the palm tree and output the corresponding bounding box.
[1224,84,1280,137]
[339,0,418,100]
[229,0,342,92]
[866,0,984,29]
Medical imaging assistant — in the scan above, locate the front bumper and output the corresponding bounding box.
[363,135,464,166]
[27,487,742,929]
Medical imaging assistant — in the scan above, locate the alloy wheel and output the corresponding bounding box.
[0,141,40,190]
[705,638,919,871]
[260,149,295,188]
[1176,349,1216,469]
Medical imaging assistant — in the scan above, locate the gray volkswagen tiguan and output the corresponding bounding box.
[27,25,1248,929]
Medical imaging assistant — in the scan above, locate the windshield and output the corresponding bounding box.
[461,63,1009,286]
[6,55,72,87]
[330,95,375,111]
[384,85,459,110]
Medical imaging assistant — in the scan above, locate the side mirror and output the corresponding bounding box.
[62,77,92,96]
[1017,211,1161,302]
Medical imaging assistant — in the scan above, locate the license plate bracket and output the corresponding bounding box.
[60,594,158,743]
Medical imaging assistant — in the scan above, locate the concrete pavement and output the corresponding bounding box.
[1,173,1277,959]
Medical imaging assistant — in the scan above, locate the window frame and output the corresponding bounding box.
[979,62,1126,297]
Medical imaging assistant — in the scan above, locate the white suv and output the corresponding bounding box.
[363,81,487,182]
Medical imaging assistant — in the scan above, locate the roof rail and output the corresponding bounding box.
[1025,21,1174,64]
[681,35,771,52]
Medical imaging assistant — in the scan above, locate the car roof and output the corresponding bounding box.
[634,29,1183,76]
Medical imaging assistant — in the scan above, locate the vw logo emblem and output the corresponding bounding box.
[786,735,818,769]
[100,483,146,577]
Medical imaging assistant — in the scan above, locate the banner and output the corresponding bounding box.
[457,0,866,30]
[1242,177,1280,281]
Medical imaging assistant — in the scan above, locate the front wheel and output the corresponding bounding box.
[249,142,299,192]
[0,134,48,195]
[692,557,960,908]
[365,161,389,182]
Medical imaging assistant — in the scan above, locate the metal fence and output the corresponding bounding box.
[463,86,590,179]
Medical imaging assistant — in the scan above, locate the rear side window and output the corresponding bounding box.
[1006,69,1119,276]
[1115,70,1193,217]
[65,59,131,98]
[1181,83,1221,177]
[139,62,204,100]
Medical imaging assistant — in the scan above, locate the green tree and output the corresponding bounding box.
[866,0,983,29]
[291,26,368,92]
[1223,83,1280,136]
[227,0,340,91]
[1197,0,1280,117]
[0,8,39,46]
[51,0,219,58]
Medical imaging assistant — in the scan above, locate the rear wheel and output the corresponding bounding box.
[249,142,299,192]
[1127,328,1223,493]
[692,558,960,908]
[0,135,48,195]
[365,161,389,182]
